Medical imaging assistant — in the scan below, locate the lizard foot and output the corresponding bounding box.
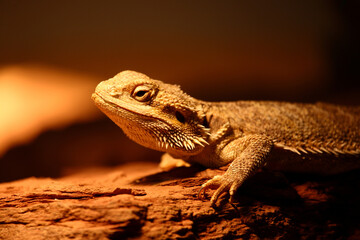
[198,175,242,207]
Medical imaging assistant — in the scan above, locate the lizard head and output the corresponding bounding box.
[92,70,210,156]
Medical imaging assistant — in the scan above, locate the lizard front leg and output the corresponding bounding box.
[199,135,273,206]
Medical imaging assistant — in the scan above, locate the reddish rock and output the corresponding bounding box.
[1,162,360,239]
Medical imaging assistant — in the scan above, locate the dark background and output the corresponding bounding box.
[1,0,359,101]
[0,0,359,181]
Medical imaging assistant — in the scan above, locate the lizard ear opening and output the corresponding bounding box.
[175,111,186,123]
[202,115,209,128]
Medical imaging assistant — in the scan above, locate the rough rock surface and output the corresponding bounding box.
[1,162,360,240]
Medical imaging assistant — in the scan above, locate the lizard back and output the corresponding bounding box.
[205,101,360,174]
[215,101,359,152]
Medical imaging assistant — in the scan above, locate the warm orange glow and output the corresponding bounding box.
[0,65,102,156]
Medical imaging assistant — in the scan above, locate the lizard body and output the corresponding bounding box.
[92,71,360,206]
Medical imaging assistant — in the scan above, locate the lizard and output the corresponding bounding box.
[92,70,360,207]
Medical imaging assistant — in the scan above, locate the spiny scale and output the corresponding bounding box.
[275,143,360,156]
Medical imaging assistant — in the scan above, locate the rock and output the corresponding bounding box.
[1,162,360,239]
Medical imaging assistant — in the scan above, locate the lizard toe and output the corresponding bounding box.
[199,175,234,206]
[198,175,223,199]
[210,184,230,207]
[229,180,242,202]
[200,175,243,207]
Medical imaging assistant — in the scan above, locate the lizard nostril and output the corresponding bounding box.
[109,87,120,97]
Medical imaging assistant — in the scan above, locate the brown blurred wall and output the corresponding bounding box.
[0,0,359,182]
[1,0,359,102]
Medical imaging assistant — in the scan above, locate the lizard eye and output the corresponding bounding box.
[132,85,154,102]
[135,90,147,97]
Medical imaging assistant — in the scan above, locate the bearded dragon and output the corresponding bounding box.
[92,70,360,207]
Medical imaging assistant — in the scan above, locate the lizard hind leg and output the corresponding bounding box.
[199,135,273,207]
[159,153,190,171]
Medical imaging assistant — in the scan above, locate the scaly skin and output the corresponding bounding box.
[92,70,360,206]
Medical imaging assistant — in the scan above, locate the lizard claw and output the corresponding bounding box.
[198,175,237,207]
[198,176,221,199]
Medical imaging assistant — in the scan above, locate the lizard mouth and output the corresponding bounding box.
[92,92,170,125]
[92,92,207,154]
